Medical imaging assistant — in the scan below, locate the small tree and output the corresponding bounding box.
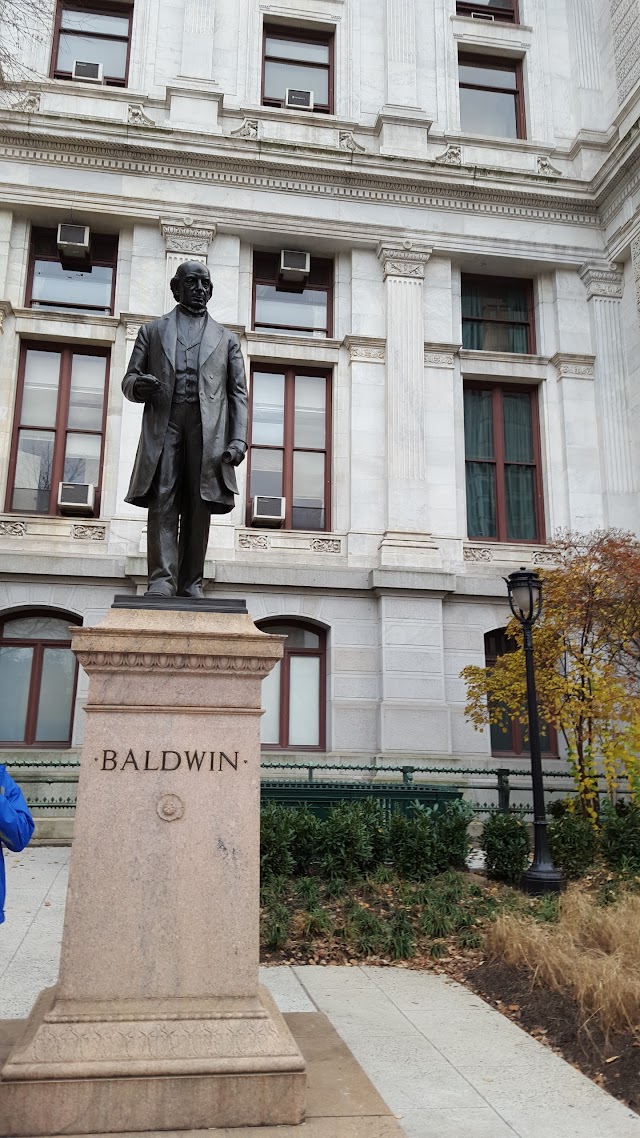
[462,531,640,821]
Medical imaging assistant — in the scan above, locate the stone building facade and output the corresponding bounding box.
[0,0,639,818]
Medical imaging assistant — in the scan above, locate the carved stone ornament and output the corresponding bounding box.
[550,353,595,379]
[532,549,557,566]
[464,546,492,562]
[157,794,184,822]
[123,314,155,341]
[434,144,462,166]
[230,118,259,140]
[344,336,386,363]
[0,520,27,537]
[160,218,216,256]
[128,104,155,127]
[311,538,341,553]
[632,232,640,316]
[339,130,365,153]
[11,90,40,113]
[536,155,563,177]
[424,348,455,368]
[377,240,432,280]
[75,651,275,677]
[0,300,12,334]
[238,532,269,550]
[579,262,624,300]
[72,524,106,541]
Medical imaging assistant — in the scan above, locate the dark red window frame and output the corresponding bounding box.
[261,24,334,114]
[252,252,333,338]
[464,381,544,544]
[459,53,526,140]
[0,608,81,749]
[50,1,133,88]
[485,628,558,759]
[457,0,518,23]
[258,619,327,752]
[246,362,332,532]
[26,227,118,316]
[462,274,535,354]
[6,341,110,517]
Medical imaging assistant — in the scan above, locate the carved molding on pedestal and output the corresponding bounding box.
[121,313,156,341]
[377,240,432,279]
[344,335,386,363]
[160,217,216,255]
[75,650,276,677]
[550,352,596,379]
[579,262,624,299]
[72,524,106,541]
[424,343,458,368]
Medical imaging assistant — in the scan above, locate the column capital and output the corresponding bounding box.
[377,240,432,280]
[160,217,216,256]
[579,261,624,299]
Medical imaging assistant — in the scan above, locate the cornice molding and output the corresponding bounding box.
[343,335,386,362]
[550,352,596,378]
[579,261,624,299]
[377,240,432,279]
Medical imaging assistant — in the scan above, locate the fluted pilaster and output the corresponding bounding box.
[570,0,601,90]
[385,0,418,107]
[181,0,216,80]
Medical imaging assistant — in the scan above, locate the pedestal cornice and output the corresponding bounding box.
[579,261,624,298]
[377,240,432,279]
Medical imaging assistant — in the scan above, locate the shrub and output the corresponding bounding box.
[389,909,415,960]
[357,799,389,867]
[601,800,640,873]
[262,902,291,950]
[430,800,474,870]
[346,906,389,956]
[388,801,473,881]
[548,812,598,879]
[481,811,530,883]
[318,802,374,881]
[260,802,295,881]
[290,806,321,876]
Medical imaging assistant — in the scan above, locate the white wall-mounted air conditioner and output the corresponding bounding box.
[285,88,314,111]
[279,249,310,282]
[57,223,91,260]
[72,60,104,83]
[58,482,96,517]
[470,11,495,19]
[250,496,285,527]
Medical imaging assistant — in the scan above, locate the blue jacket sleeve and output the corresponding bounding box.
[0,772,35,853]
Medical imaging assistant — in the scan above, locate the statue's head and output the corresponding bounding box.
[170,261,213,315]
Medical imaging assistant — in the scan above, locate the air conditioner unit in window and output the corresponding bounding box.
[285,88,314,111]
[471,10,495,18]
[250,496,285,527]
[72,60,104,83]
[279,249,311,282]
[57,223,91,262]
[58,482,96,517]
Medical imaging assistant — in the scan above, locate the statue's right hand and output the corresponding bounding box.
[134,374,161,401]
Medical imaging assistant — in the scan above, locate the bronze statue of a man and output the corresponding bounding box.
[122,261,248,598]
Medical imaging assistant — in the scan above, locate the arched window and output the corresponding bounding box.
[258,621,326,750]
[485,628,557,758]
[0,610,81,747]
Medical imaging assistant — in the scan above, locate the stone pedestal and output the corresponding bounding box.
[0,604,305,1135]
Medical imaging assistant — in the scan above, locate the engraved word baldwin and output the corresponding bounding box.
[96,749,245,771]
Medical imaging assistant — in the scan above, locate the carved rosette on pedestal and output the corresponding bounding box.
[0,606,305,1136]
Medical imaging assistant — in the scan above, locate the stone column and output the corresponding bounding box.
[160,217,216,312]
[550,353,603,531]
[579,262,636,526]
[377,240,439,567]
[180,0,215,80]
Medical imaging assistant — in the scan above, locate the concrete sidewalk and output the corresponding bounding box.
[2,848,639,1138]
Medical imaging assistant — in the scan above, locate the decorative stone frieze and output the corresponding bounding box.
[72,525,106,541]
[339,130,365,153]
[377,240,431,280]
[11,91,40,113]
[610,0,640,102]
[579,262,624,299]
[463,546,492,562]
[0,520,26,537]
[435,144,462,166]
[424,344,457,368]
[230,119,258,140]
[310,538,341,553]
[128,104,155,127]
[536,156,562,177]
[344,336,386,363]
[532,550,557,566]
[238,533,268,550]
[160,218,216,256]
[550,353,595,379]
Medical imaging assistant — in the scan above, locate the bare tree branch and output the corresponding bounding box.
[0,0,54,90]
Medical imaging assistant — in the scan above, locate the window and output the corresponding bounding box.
[0,611,81,747]
[457,0,518,22]
[52,2,133,87]
[464,384,543,542]
[262,25,333,113]
[253,252,333,338]
[7,344,109,515]
[462,275,534,353]
[485,629,557,758]
[27,228,118,315]
[459,54,525,139]
[247,366,331,531]
[259,621,326,749]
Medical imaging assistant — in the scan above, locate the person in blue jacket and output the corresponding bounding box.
[0,765,35,924]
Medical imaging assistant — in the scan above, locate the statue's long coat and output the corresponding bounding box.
[122,308,248,512]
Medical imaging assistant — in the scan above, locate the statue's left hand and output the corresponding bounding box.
[222,440,247,466]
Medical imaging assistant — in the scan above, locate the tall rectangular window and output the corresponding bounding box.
[7,344,109,516]
[27,228,118,315]
[247,365,331,531]
[485,629,557,758]
[253,252,333,337]
[459,54,525,139]
[464,384,543,543]
[456,0,518,22]
[462,275,534,353]
[52,2,133,87]
[262,25,333,113]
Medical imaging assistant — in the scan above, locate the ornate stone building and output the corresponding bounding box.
[0,0,638,823]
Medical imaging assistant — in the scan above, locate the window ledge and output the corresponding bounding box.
[13,308,119,344]
[452,14,532,52]
[245,331,342,364]
[0,514,108,545]
[237,529,345,558]
[460,349,549,382]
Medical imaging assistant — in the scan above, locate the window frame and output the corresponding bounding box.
[0,608,81,749]
[485,628,558,759]
[456,0,519,23]
[258,619,327,752]
[261,23,334,115]
[26,227,118,316]
[50,1,133,88]
[252,251,334,338]
[458,52,526,140]
[464,380,544,544]
[5,341,110,518]
[246,362,332,532]
[461,274,535,354]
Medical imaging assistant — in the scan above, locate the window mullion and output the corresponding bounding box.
[493,387,508,541]
[51,348,72,512]
[283,369,295,529]
[24,643,44,746]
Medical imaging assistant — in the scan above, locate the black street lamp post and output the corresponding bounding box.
[505,567,565,896]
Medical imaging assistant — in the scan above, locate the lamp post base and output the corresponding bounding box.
[521,862,566,896]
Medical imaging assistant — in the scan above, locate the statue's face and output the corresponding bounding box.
[172,262,212,314]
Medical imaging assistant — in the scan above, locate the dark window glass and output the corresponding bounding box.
[485,628,557,758]
[464,385,541,543]
[52,2,132,86]
[459,55,524,139]
[253,252,332,337]
[247,366,331,532]
[0,611,80,747]
[27,228,118,315]
[461,275,532,353]
[7,345,108,516]
[457,0,517,19]
[262,26,333,113]
[258,620,326,750]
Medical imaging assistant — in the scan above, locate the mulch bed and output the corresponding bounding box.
[463,959,640,1114]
